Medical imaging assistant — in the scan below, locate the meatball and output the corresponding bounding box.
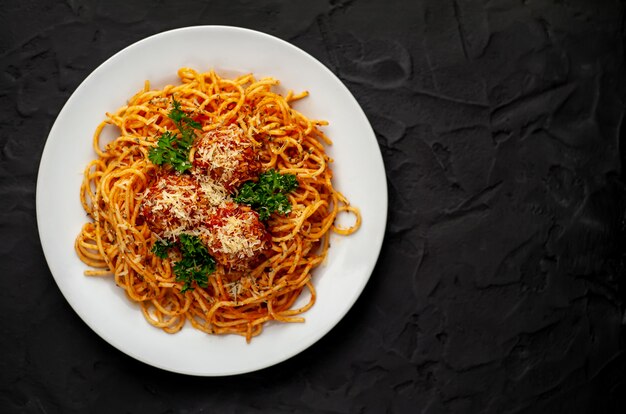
[201,202,270,270]
[192,124,261,191]
[141,173,208,239]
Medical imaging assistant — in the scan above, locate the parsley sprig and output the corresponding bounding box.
[148,99,201,173]
[151,234,215,293]
[234,170,299,220]
[151,240,174,259]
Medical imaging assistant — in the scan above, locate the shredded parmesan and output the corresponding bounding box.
[212,214,262,258]
[192,124,261,191]
[142,176,209,239]
[195,126,247,184]
[194,172,231,207]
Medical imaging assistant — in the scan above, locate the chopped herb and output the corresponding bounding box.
[151,240,174,259]
[150,234,215,293]
[147,131,193,173]
[168,99,202,129]
[148,98,200,173]
[173,234,216,293]
[234,170,298,220]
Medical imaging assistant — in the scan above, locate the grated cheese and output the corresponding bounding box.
[196,130,245,182]
[142,177,208,239]
[193,172,231,207]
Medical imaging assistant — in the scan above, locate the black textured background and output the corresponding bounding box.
[1,0,626,413]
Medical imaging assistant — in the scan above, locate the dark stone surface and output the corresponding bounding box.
[1,0,625,412]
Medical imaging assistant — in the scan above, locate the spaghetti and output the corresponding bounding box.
[75,68,361,342]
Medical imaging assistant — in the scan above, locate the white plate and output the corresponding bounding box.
[36,26,387,376]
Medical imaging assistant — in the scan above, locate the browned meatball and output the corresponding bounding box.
[141,174,208,240]
[192,124,261,191]
[201,202,270,271]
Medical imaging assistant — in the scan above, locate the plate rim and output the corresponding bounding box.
[36,25,388,376]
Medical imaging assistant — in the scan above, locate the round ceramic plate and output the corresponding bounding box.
[36,26,387,376]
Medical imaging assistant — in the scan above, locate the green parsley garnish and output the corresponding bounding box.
[174,234,216,293]
[234,170,299,220]
[151,235,215,293]
[168,99,202,129]
[148,99,200,173]
[151,240,174,259]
